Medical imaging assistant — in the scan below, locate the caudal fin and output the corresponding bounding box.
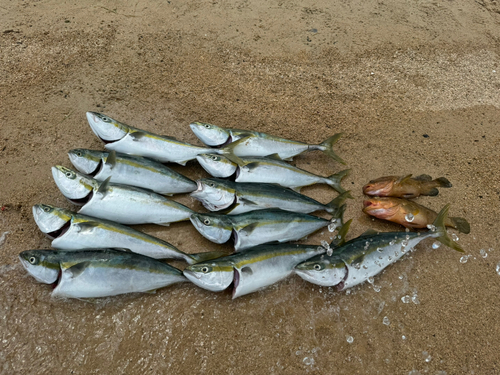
[318,133,345,164]
[324,190,354,214]
[325,169,351,194]
[188,251,227,265]
[434,177,452,188]
[433,204,464,252]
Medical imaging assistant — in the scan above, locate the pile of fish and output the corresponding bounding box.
[19,113,466,300]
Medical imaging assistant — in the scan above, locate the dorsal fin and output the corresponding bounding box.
[396,174,413,184]
[97,177,112,196]
[104,150,116,170]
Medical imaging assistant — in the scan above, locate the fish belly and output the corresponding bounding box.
[52,266,184,298]
[232,138,308,159]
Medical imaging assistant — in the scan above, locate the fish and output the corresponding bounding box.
[362,197,470,234]
[19,248,187,298]
[190,121,345,163]
[196,153,350,193]
[191,178,352,215]
[32,204,223,263]
[189,208,344,251]
[295,204,464,289]
[87,112,223,166]
[68,149,197,195]
[183,243,327,298]
[52,166,194,225]
[363,174,452,198]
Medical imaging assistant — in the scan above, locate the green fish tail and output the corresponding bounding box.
[318,133,345,164]
[449,216,470,234]
[188,251,227,265]
[432,204,464,253]
[331,218,352,247]
[219,136,252,165]
[325,169,351,194]
[325,190,354,214]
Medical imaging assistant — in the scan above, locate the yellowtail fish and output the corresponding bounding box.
[363,174,452,198]
[32,204,223,263]
[68,149,197,195]
[190,208,344,251]
[196,153,350,193]
[19,249,187,298]
[190,121,345,163]
[52,166,194,226]
[362,197,470,234]
[295,204,464,289]
[183,243,327,298]
[86,112,243,166]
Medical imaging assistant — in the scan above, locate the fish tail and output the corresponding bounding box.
[188,251,227,265]
[316,133,345,164]
[218,136,254,165]
[324,190,354,214]
[325,169,351,194]
[432,204,464,252]
[434,177,452,188]
[331,218,352,247]
[449,216,471,234]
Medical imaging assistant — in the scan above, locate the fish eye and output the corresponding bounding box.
[101,116,110,122]
[76,152,82,157]
[43,206,50,212]
[29,257,37,264]
[313,264,322,271]
[209,183,215,187]
[204,124,211,129]
[201,266,210,273]
[65,171,73,178]
[203,219,211,225]
[210,156,219,161]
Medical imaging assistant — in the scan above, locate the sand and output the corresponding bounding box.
[1,0,500,373]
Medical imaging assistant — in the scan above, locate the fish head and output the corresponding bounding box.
[189,213,233,244]
[183,262,234,292]
[363,176,397,196]
[190,179,236,211]
[68,149,103,175]
[86,112,129,142]
[295,255,347,287]
[196,154,237,178]
[19,250,60,284]
[32,204,72,237]
[362,198,402,220]
[52,166,97,202]
[189,122,230,146]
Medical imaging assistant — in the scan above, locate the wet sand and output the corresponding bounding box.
[1,0,500,373]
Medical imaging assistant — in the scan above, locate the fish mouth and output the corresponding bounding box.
[86,112,126,143]
[46,220,71,240]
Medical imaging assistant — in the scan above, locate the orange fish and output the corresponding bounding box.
[363,197,470,234]
[363,174,452,198]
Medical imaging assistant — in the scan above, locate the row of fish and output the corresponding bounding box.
[20,112,465,300]
[21,204,463,299]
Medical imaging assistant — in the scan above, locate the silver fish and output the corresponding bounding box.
[295,204,464,289]
[191,178,352,215]
[68,149,197,195]
[19,249,187,298]
[32,204,220,263]
[52,166,194,225]
[190,122,345,163]
[189,208,343,251]
[184,243,326,298]
[196,153,350,193]
[86,112,242,166]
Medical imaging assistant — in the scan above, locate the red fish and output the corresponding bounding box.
[363,174,452,198]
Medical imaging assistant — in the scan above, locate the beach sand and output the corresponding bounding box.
[1,0,500,373]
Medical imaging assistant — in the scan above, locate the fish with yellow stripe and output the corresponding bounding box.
[183,243,327,298]
[32,204,223,263]
[68,149,197,195]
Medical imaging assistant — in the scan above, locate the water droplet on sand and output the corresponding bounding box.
[405,213,414,222]
[451,233,459,241]
[411,294,420,305]
[402,335,407,340]
[432,242,441,249]
[480,249,487,258]
[426,224,436,232]
[383,316,390,325]
[401,295,410,303]
[496,262,500,275]
[346,336,354,344]
[367,277,374,284]
[303,357,314,366]
[460,255,469,264]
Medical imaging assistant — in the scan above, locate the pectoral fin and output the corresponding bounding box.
[64,262,90,278]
